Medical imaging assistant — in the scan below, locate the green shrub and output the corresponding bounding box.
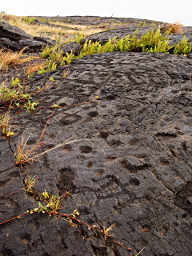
[0,80,30,105]
[174,36,192,54]
[79,40,103,58]
[40,26,192,73]
[74,33,85,43]
[22,17,36,25]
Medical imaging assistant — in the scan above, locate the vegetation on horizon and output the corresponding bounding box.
[39,25,192,74]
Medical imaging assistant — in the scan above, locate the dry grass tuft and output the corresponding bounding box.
[0,112,14,137]
[0,13,105,42]
[0,48,31,70]
[15,134,44,166]
[24,61,46,76]
[161,22,184,34]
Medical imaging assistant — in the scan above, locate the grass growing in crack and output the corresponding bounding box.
[0,79,31,106]
[74,33,86,43]
[23,99,39,112]
[24,175,38,193]
[0,112,14,137]
[15,134,89,166]
[0,76,43,112]
[40,41,74,73]
[173,35,192,54]
[14,131,46,166]
[37,191,62,214]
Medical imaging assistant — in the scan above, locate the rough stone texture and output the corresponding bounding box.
[1,50,192,255]
[0,21,54,52]
[1,19,192,255]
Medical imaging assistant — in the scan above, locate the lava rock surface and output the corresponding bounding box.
[1,19,192,256]
[0,21,54,51]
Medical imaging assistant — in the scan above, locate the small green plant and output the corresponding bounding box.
[49,76,55,82]
[63,70,68,78]
[10,77,21,88]
[60,51,74,65]
[22,17,35,25]
[0,81,31,105]
[174,35,192,54]
[41,41,64,62]
[38,59,57,74]
[27,191,62,215]
[79,40,103,58]
[51,103,60,109]
[74,33,85,43]
[40,41,75,70]
[138,21,146,27]
[24,100,39,112]
[24,175,38,193]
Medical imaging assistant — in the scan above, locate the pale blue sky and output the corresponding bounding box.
[1,0,192,26]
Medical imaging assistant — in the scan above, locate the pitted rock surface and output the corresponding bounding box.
[1,50,192,256]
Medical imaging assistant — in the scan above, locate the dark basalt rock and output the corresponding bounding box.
[2,20,192,256]
[0,21,54,52]
[1,51,192,256]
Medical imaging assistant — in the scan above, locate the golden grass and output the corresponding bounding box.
[49,20,104,34]
[24,61,46,76]
[15,134,44,166]
[0,112,14,137]
[0,13,105,42]
[0,48,32,70]
[161,22,184,34]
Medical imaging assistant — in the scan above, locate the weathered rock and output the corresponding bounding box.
[1,49,192,255]
[0,21,54,52]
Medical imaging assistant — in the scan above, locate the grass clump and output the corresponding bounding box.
[24,175,38,193]
[24,99,39,112]
[25,62,46,77]
[22,17,36,25]
[14,133,44,166]
[77,26,171,55]
[0,80,31,106]
[74,33,86,43]
[0,48,30,71]
[40,41,74,72]
[161,22,184,34]
[77,26,192,55]
[79,40,103,57]
[173,35,192,54]
[0,112,14,137]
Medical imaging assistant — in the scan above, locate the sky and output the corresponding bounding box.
[1,0,192,26]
